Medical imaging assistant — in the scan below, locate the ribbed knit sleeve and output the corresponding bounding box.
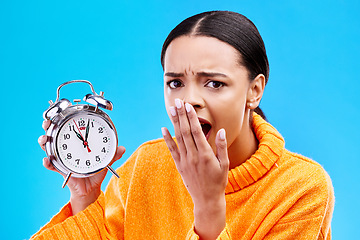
[30,192,117,240]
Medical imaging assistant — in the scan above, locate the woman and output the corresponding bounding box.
[34,11,334,239]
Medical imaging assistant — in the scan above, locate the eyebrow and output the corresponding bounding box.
[164,71,228,78]
[197,72,228,78]
[164,72,184,77]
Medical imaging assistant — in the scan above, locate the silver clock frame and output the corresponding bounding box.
[43,80,119,188]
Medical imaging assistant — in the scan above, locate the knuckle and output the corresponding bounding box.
[186,154,199,166]
[175,133,183,142]
[188,112,198,121]
[186,151,195,160]
[180,127,191,137]
[199,152,212,161]
[177,107,185,116]
[192,158,200,166]
[172,116,179,124]
[168,144,178,154]
[191,127,202,136]
[218,141,227,148]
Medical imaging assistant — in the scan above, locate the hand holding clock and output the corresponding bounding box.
[38,119,126,215]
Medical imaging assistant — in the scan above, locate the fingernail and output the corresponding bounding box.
[219,129,226,140]
[169,106,176,116]
[175,98,182,109]
[161,127,167,137]
[185,103,191,112]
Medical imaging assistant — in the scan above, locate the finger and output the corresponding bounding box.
[42,119,51,131]
[168,105,187,158]
[38,135,48,151]
[215,129,229,170]
[110,146,126,165]
[43,157,63,175]
[161,127,180,163]
[174,99,197,153]
[184,102,211,150]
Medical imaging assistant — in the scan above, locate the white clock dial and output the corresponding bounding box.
[55,113,117,174]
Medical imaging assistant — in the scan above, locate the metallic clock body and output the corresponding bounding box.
[43,80,119,187]
[45,105,118,178]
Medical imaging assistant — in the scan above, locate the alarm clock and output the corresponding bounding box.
[43,80,119,188]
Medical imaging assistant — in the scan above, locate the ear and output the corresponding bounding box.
[246,74,266,109]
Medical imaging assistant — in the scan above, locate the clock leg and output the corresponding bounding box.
[107,166,120,178]
[62,172,72,188]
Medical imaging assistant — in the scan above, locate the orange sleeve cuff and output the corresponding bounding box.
[186,223,232,240]
[31,192,107,240]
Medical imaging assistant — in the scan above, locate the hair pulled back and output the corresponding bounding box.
[160,11,269,121]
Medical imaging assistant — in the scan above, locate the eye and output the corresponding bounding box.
[167,79,184,89]
[205,81,225,89]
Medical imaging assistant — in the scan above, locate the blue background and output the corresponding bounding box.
[1,0,359,239]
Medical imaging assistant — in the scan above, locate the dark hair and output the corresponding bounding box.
[160,11,269,121]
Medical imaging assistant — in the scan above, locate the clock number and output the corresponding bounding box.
[62,144,67,150]
[98,127,104,133]
[64,134,70,140]
[96,155,100,162]
[78,120,85,127]
[75,159,80,165]
[101,147,106,153]
[91,122,94,128]
[86,160,91,166]
[103,137,108,143]
[67,153,72,159]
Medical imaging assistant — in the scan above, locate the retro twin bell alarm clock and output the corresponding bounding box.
[43,80,119,188]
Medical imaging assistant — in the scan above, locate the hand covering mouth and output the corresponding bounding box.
[198,118,212,140]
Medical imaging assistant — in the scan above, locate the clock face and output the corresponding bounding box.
[55,113,117,174]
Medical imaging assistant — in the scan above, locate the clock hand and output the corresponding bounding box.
[73,119,91,153]
[85,119,90,142]
[73,126,84,141]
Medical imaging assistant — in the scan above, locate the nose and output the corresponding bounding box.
[183,86,204,110]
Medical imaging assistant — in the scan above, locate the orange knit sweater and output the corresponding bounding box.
[31,114,334,239]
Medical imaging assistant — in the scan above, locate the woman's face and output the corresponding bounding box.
[163,35,252,151]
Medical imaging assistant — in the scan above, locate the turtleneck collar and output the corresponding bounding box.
[225,113,285,194]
